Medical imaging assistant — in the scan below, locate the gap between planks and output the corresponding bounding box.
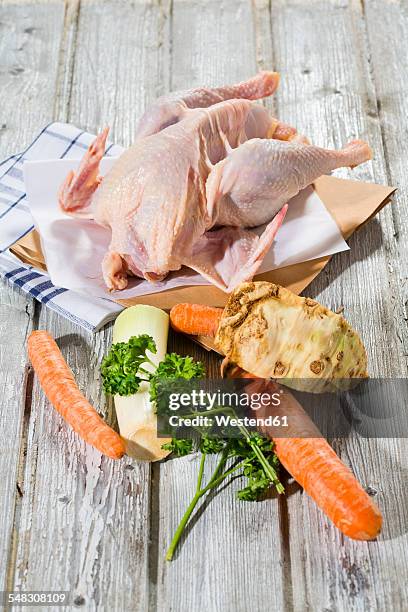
[4,297,41,597]
[53,0,81,121]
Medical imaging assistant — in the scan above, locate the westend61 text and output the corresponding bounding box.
[168,414,289,428]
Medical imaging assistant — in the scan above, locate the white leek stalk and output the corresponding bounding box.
[113,305,171,461]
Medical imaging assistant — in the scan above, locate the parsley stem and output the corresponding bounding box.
[166,453,209,561]
[166,451,246,561]
[200,458,251,493]
[183,406,284,493]
[235,422,284,493]
[166,490,203,561]
[196,453,206,492]
[206,446,229,487]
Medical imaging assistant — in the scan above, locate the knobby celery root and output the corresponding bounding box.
[171,281,368,392]
[216,282,368,391]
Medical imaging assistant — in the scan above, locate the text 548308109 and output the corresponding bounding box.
[1,592,70,607]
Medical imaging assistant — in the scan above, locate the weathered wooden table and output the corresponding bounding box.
[1,1,407,610]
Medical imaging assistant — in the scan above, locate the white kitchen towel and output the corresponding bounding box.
[0,122,124,331]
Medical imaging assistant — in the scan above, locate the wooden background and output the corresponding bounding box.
[1,0,407,610]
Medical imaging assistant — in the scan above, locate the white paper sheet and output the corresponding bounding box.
[23,157,349,299]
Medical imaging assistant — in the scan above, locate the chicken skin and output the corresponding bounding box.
[59,73,371,292]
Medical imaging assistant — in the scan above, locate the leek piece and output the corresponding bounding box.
[113,305,171,461]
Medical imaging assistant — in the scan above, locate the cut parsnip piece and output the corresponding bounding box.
[112,305,171,461]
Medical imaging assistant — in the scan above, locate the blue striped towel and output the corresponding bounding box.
[0,122,124,331]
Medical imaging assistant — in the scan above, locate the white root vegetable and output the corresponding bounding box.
[215,282,368,392]
[112,305,171,461]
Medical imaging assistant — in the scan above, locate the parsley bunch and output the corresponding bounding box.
[101,334,283,561]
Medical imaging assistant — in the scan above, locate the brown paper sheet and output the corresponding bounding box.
[10,175,395,309]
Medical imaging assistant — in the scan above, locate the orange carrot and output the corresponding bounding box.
[273,436,382,540]
[28,331,125,460]
[231,368,382,540]
[170,303,223,337]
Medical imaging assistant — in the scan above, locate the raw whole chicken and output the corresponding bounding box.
[59,72,372,292]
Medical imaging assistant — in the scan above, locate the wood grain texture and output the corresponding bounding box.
[0,284,34,594]
[361,2,408,605]
[13,313,151,610]
[10,1,167,608]
[1,1,408,611]
[252,0,408,609]
[0,0,64,595]
[157,453,286,612]
[156,3,285,611]
[68,0,170,146]
[364,0,408,363]
[0,0,64,155]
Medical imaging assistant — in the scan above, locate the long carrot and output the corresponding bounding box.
[28,331,125,460]
[170,303,223,336]
[231,369,382,540]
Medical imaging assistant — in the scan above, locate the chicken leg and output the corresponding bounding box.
[186,138,372,291]
[207,138,372,227]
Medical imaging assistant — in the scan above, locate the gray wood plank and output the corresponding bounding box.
[0,285,34,595]
[11,1,167,609]
[156,2,286,611]
[0,0,64,153]
[362,2,408,605]
[364,0,408,360]
[253,0,408,609]
[0,0,64,595]
[14,312,150,611]
[68,0,169,147]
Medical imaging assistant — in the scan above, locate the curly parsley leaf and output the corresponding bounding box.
[149,353,205,403]
[101,334,157,396]
[237,449,279,501]
[149,353,205,402]
[200,436,225,454]
[161,438,193,457]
